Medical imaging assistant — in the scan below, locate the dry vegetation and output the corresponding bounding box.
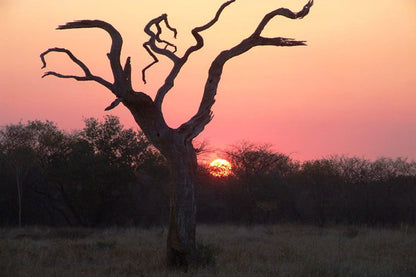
[1,224,415,276]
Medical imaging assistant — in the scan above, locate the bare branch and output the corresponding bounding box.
[145,13,178,38]
[178,0,313,141]
[154,21,178,52]
[142,14,179,80]
[42,71,89,81]
[40,47,113,90]
[41,47,90,73]
[104,97,124,111]
[142,42,160,84]
[256,37,307,47]
[41,20,170,150]
[162,14,178,38]
[253,0,314,36]
[184,0,236,57]
[57,20,130,90]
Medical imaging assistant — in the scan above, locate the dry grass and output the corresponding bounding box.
[1,224,415,276]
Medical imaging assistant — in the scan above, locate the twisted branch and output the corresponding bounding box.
[42,20,133,93]
[56,20,128,89]
[253,0,314,36]
[184,0,235,58]
[142,14,179,83]
[142,42,160,84]
[178,0,314,141]
[40,47,112,90]
[41,20,135,111]
[152,0,235,109]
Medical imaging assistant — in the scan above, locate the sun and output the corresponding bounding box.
[208,159,232,177]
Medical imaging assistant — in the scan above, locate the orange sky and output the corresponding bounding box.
[1,0,415,161]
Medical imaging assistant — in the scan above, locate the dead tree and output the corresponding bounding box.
[41,0,313,268]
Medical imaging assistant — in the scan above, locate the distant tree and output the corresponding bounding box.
[370,157,416,181]
[41,0,314,267]
[0,118,169,227]
[80,115,152,167]
[226,142,298,179]
[292,156,416,226]
[0,121,65,226]
[225,142,299,223]
[1,120,415,227]
[0,149,15,225]
[296,159,344,226]
[44,116,160,226]
[194,163,233,223]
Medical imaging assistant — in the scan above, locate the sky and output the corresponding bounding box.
[1,0,415,162]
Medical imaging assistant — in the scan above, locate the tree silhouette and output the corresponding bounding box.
[40,0,313,268]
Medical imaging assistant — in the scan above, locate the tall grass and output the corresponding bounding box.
[1,225,415,276]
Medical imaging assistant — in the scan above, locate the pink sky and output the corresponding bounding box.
[1,0,415,161]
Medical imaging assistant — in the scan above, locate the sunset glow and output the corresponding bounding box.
[209,159,232,177]
[1,0,415,160]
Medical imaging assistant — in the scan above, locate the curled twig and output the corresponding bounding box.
[142,14,179,83]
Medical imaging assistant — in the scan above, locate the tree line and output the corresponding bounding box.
[1,116,415,227]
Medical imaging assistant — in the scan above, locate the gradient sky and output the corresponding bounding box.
[1,0,415,161]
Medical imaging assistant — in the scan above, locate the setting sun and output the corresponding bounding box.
[208,159,232,177]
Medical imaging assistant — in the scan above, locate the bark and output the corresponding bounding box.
[165,140,197,268]
[40,0,313,270]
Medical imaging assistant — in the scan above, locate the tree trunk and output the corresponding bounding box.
[165,139,197,269]
[16,167,22,228]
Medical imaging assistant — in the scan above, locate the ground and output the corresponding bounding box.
[1,224,415,276]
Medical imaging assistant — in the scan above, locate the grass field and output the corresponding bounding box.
[1,224,415,276]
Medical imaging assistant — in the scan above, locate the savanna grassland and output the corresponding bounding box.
[1,224,415,276]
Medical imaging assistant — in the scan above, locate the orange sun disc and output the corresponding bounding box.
[208,159,232,177]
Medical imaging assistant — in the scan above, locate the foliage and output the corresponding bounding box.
[1,118,416,227]
[0,116,168,227]
[223,142,300,224]
[226,142,299,178]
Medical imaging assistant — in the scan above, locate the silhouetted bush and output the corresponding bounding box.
[1,118,415,227]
